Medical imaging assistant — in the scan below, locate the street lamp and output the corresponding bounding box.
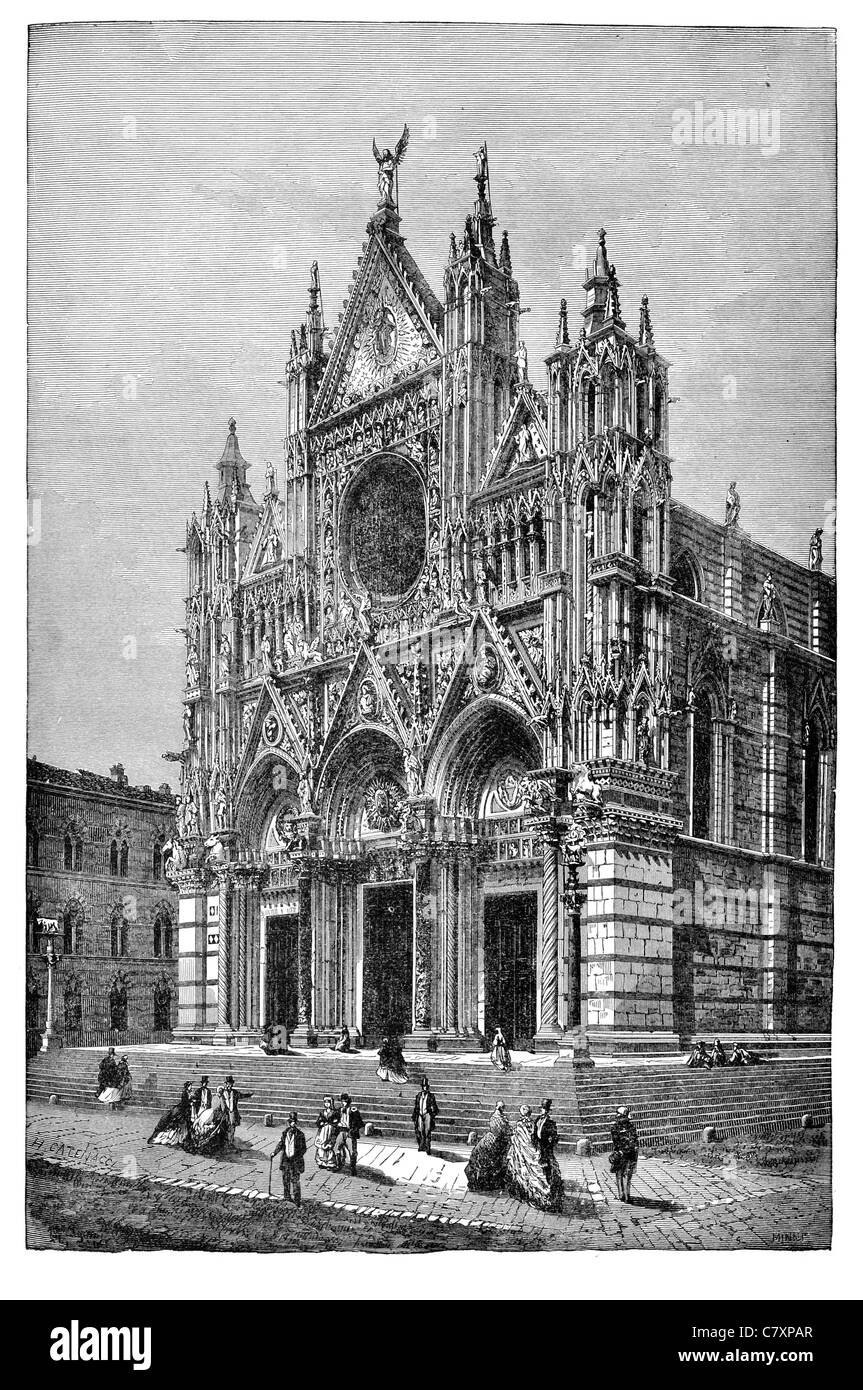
[39,921,63,1053]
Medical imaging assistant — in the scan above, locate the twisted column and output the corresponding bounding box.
[539,827,562,1033]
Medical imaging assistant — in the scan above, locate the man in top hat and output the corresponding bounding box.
[533,1098,564,1211]
[192,1075,213,1120]
[609,1106,639,1203]
[271,1112,307,1206]
[412,1075,439,1156]
[220,1074,253,1149]
[334,1093,365,1176]
[96,1047,117,1098]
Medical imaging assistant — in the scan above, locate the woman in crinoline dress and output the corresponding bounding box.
[376,1036,408,1084]
[489,1027,512,1072]
[315,1095,343,1170]
[465,1102,512,1192]
[148,1082,194,1149]
[189,1085,231,1156]
[504,1105,556,1211]
[98,1054,133,1109]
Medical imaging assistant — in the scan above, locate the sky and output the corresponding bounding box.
[27,22,836,790]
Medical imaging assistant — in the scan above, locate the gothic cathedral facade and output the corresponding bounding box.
[169,140,835,1055]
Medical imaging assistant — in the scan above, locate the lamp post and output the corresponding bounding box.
[39,922,63,1053]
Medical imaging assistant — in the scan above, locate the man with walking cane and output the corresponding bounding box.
[271,1112,307,1207]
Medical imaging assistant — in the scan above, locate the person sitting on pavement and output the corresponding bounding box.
[686,1039,712,1069]
[710,1037,728,1067]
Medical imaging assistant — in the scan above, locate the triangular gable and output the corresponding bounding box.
[311,228,443,425]
[480,386,548,491]
[234,679,305,795]
[241,494,286,581]
[424,611,542,766]
[316,642,410,771]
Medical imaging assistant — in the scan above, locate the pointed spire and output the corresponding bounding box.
[500,230,512,275]
[449,231,458,262]
[461,214,476,258]
[639,294,655,349]
[306,260,324,358]
[583,226,624,333]
[556,298,570,347]
[216,418,254,507]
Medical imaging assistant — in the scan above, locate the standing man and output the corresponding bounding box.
[95,1047,117,1098]
[533,1098,564,1211]
[610,1105,639,1204]
[272,1112,307,1207]
[335,1093,365,1176]
[412,1075,439,1156]
[221,1075,253,1150]
[191,1075,212,1120]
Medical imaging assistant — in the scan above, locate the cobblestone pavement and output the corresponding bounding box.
[26,1102,831,1251]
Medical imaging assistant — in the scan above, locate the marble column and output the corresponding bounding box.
[443,853,459,1032]
[535,824,563,1049]
[290,863,315,1045]
[214,867,233,1041]
[236,873,248,1030]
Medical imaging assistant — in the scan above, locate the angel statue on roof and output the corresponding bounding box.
[372,125,410,210]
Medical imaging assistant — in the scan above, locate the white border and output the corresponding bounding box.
[4,1,860,1305]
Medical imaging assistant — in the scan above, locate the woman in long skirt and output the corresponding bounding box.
[190,1086,231,1155]
[98,1054,132,1110]
[504,1106,555,1210]
[489,1027,512,1072]
[148,1082,194,1149]
[315,1095,343,1170]
[376,1036,408,1084]
[465,1102,512,1192]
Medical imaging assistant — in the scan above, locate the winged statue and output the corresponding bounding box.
[372,125,410,210]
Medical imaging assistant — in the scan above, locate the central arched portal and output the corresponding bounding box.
[430,696,543,1048]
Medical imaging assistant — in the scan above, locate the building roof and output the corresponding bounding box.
[26,757,175,805]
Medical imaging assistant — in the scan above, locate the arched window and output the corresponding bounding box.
[74,839,83,873]
[691,690,714,840]
[804,719,828,864]
[63,835,73,872]
[653,379,664,445]
[109,840,119,876]
[110,906,128,959]
[27,829,39,868]
[153,840,162,880]
[119,841,129,877]
[670,552,700,602]
[154,978,172,1033]
[585,380,596,437]
[109,977,128,1033]
[64,975,83,1035]
[63,899,84,956]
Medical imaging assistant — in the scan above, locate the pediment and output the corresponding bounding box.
[481,386,548,491]
[311,230,443,424]
[241,494,286,581]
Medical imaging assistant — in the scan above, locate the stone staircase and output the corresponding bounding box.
[27,1046,831,1154]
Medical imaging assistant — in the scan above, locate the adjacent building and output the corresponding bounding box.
[26,758,178,1050]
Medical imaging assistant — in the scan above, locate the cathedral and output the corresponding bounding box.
[168,136,835,1056]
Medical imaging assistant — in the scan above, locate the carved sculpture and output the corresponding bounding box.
[372,125,410,210]
[809,528,823,572]
[725,480,741,527]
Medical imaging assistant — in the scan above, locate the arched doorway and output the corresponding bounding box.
[318,726,413,1044]
[430,696,542,1048]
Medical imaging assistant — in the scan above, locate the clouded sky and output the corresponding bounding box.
[27,21,836,788]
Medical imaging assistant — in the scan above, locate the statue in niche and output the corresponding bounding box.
[358,680,379,721]
[403,735,424,800]
[185,648,200,689]
[219,632,232,683]
[635,711,652,768]
[760,572,777,624]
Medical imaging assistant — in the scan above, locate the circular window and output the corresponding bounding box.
[341,455,426,606]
